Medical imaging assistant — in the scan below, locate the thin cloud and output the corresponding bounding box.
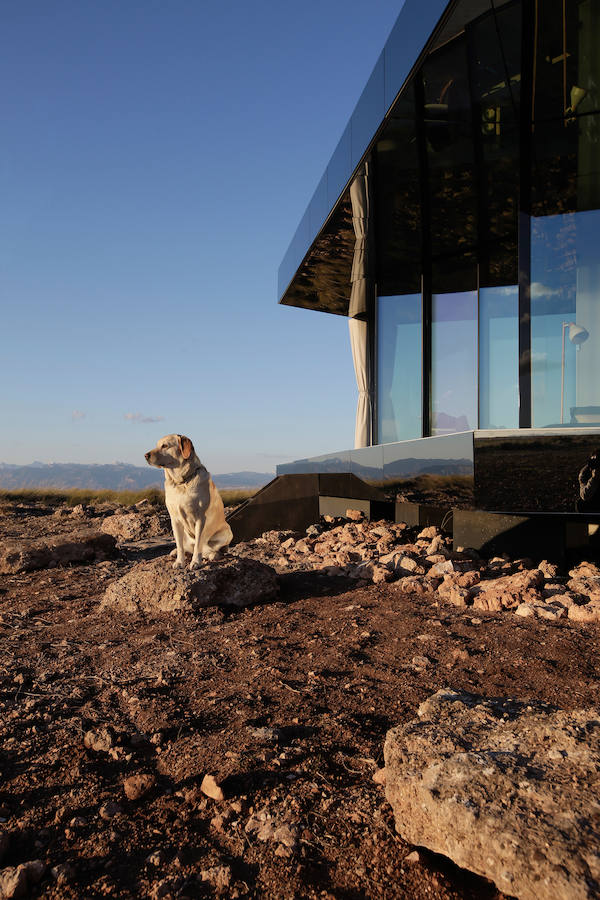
[71,410,86,421]
[530,282,563,300]
[124,413,165,424]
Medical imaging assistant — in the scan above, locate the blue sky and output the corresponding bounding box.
[1,0,402,473]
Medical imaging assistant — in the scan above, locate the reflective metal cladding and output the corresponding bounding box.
[278,0,450,304]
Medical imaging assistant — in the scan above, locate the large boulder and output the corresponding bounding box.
[100,511,169,542]
[102,555,279,614]
[384,689,600,900]
[0,530,117,574]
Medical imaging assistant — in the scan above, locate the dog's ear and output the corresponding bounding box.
[177,435,193,460]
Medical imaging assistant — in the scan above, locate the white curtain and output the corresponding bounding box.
[349,165,372,447]
[349,316,372,447]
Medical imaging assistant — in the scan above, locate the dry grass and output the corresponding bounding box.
[0,486,257,509]
[0,487,166,508]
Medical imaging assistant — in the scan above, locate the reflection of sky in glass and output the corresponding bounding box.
[531,211,600,426]
[431,292,477,434]
[377,294,421,442]
[479,286,519,429]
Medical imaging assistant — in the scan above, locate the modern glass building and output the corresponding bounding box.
[277,0,600,515]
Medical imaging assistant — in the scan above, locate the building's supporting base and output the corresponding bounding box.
[395,502,452,533]
[227,474,600,563]
[452,510,598,566]
[226,473,387,544]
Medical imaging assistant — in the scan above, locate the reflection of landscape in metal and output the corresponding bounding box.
[371,474,474,508]
[280,194,354,316]
[474,434,600,513]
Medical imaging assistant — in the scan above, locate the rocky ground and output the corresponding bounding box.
[0,497,599,899]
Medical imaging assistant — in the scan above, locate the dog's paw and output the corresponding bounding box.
[189,559,201,571]
[172,559,185,570]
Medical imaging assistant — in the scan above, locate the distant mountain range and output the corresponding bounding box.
[0,462,273,492]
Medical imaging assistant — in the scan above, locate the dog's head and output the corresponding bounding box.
[145,434,195,469]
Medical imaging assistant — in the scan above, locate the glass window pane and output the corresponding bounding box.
[533,0,600,124]
[467,1,521,287]
[531,210,600,426]
[431,291,478,434]
[479,286,519,429]
[377,294,422,443]
[384,0,449,110]
[375,85,422,296]
[421,36,478,293]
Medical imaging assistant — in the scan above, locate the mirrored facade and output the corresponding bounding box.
[279,0,600,502]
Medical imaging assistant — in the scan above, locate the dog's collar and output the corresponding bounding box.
[167,463,203,486]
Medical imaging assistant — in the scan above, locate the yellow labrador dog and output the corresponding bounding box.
[145,434,233,569]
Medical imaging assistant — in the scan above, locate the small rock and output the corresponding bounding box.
[99,801,122,820]
[201,774,225,802]
[51,863,74,885]
[345,509,365,521]
[515,603,535,618]
[568,601,600,623]
[371,564,393,584]
[404,850,421,864]
[200,865,231,893]
[147,850,166,867]
[0,861,45,900]
[247,726,280,743]
[429,560,455,577]
[123,774,155,801]
[0,866,28,900]
[84,727,116,753]
[372,767,386,785]
[411,655,430,670]
[69,816,87,828]
[273,823,298,849]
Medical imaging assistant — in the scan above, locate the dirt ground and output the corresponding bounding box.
[1,500,599,899]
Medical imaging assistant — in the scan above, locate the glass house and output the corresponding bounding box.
[277,0,600,515]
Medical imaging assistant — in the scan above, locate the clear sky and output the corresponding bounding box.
[1,0,402,474]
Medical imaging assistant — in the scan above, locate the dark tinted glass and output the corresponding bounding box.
[375,86,422,296]
[532,113,600,216]
[467,0,521,286]
[533,0,600,125]
[384,0,448,110]
[421,36,478,293]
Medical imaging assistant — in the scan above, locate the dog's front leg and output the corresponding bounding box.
[190,515,206,570]
[171,518,186,569]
